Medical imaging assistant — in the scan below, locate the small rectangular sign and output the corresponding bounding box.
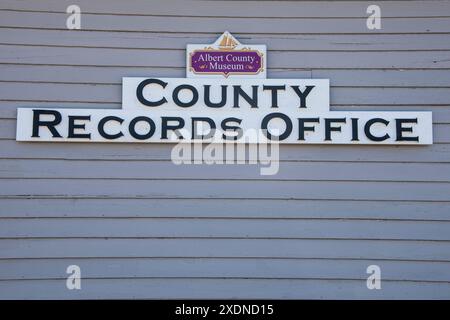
[187,31,266,78]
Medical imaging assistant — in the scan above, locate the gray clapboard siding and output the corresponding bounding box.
[314,70,450,87]
[1,218,450,240]
[1,278,450,299]
[1,0,450,299]
[1,10,449,34]
[2,238,450,260]
[0,102,123,119]
[3,29,450,51]
[1,198,449,220]
[2,45,450,68]
[2,258,450,282]
[1,140,450,162]
[2,0,449,18]
[1,159,449,182]
[2,179,450,201]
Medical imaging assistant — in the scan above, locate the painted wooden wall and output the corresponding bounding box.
[0,0,449,299]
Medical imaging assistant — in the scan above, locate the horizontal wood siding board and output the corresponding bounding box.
[1,179,450,201]
[1,198,449,220]
[2,238,450,260]
[1,218,450,241]
[0,159,449,182]
[1,278,450,299]
[1,10,450,33]
[3,29,450,51]
[2,140,450,163]
[2,0,450,18]
[2,45,450,68]
[1,258,449,282]
[4,0,450,17]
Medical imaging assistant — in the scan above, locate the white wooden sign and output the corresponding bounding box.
[16,32,433,145]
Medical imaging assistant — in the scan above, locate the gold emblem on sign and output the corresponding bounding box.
[218,33,239,50]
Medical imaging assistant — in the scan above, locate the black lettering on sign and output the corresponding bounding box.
[172,85,199,108]
[291,85,315,108]
[221,117,243,140]
[396,118,419,142]
[204,85,227,108]
[68,115,91,139]
[351,118,360,141]
[233,85,258,108]
[98,116,124,140]
[261,112,292,141]
[129,116,155,140]
[365,118,390,141]
[192,117,216,139]
[32,109,62,138]
[161,116,185,140]
[263,85,286,108]
[298,118,320,141]
[136,78,168,107]
[324,118,346,141]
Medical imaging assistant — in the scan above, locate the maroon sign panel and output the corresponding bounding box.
[187,32,265,78]
[190,50,263,77]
